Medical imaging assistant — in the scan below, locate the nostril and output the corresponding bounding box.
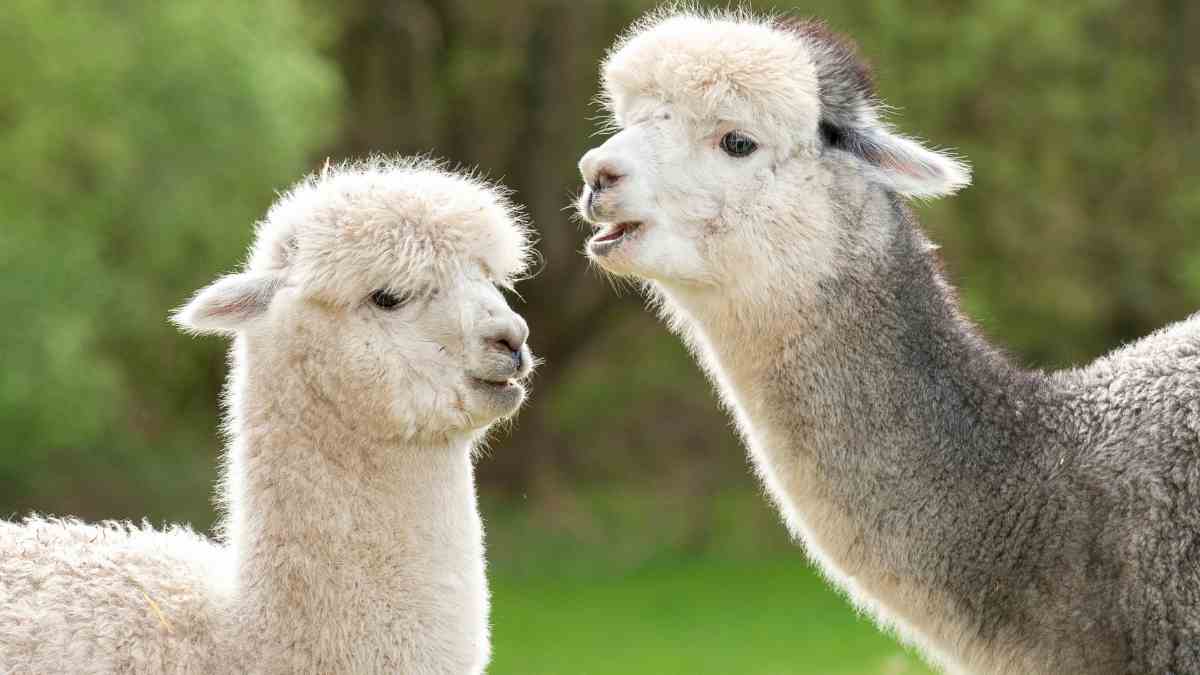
[490,339,523,370]
[594,167,624,192]
[489,336,522,356]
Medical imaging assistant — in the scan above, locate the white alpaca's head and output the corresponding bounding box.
[577,8,970,290]
[174,158,534,443]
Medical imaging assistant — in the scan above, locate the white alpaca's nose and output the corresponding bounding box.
[485,314,528,356]
[479,300,530,374]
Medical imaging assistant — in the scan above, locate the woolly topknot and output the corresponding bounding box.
[601,7,822,147]
[248,157,532,306]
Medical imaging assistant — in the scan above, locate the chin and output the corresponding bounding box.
[466,378,527,425]
[586,222,649,278]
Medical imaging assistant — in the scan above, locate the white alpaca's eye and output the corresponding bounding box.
[369,289,408,310]
[720,131,758,158]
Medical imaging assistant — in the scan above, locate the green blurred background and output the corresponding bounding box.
[2,1,1198,673]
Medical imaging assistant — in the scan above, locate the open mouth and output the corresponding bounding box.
[589,221,642,249]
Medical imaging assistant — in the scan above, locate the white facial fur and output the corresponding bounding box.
[259,269,531,442]
[174,158,534,444]
[578,100,832,291]
[577,10,970,294]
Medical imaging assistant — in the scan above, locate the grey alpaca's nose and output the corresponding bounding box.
[579,149,627,193]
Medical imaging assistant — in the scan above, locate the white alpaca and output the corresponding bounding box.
[577,8,1199,675]
[0,158,534,674]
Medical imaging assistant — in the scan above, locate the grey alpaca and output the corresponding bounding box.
[576,8,1200,674]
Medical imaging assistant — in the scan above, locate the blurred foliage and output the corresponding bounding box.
[0,0,341,520]
[1,1,1198,670]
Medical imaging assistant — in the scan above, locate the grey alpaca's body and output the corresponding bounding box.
[577,9,1200,673]
[691,179,1200,673]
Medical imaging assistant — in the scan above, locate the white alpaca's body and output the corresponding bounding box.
[0,432,487,674]
[1,158,534,674]
[1,519,228,673]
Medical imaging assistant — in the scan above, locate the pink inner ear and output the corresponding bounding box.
[179,272,281,332]
[879,152,933,179]
[856,127,971,198]
[205,293,262,318]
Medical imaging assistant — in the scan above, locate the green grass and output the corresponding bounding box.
[490,557,935,675]
[482,487,936,674]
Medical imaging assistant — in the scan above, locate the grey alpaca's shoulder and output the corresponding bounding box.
[1050,311,1200,514]
[1055,311,1200,460]
[1048,314,1200,672]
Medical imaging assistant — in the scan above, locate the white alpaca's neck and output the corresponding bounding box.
[219,337,489,673]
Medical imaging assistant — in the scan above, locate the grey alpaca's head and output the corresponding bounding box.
[576,9,969,289]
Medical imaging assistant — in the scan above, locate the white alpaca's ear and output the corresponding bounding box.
[172,271,282,335]
[827,123,972,199]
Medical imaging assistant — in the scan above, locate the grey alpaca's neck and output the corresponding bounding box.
[219,339,486,671]
[658,191,1082,670]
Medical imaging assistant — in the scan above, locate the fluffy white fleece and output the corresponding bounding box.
[1,157,535,674]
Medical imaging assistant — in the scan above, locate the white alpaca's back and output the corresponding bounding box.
[1,518,229,673]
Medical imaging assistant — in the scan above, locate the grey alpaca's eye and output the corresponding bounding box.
[369,289,407,310]
[720,131,758,158]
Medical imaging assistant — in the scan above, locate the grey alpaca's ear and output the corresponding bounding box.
[820,122,972,199]
[172,271,282,335]
[777,17,971,198]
